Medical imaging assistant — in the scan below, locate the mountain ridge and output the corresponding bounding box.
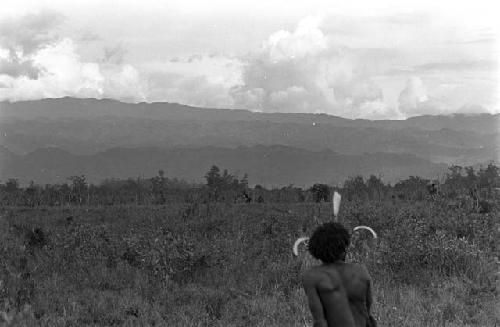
[1,97,498,134]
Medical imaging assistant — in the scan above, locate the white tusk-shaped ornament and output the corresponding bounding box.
[293,237,309,256]
[353,225,378,238]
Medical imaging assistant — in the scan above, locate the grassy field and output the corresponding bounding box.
[0,200,499,326]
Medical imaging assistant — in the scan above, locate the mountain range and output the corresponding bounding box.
[0,97,498,186]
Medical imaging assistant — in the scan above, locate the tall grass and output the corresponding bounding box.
[0,200,498,326]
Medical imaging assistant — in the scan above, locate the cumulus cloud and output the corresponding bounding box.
[0,10,64,56]
[0,57,39,79]
[230,87,265,111]
[0,11,146,102]
[147,72,235,108]
[397,77,447,117]
[102,43,127,65]
[0,10,64,79]
[0,38,146,102]
[396,73,500,117]
[141,54,243,107]
[78,31,100,43]
[263,16,327,62]
[398,77,428,111]
[230,16,396,119]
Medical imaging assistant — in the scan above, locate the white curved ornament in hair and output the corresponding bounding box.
[292,237,309,256]
[353,225,378,238]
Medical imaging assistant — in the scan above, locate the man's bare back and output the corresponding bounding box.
[302,262,372,327]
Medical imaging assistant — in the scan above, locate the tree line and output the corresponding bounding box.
[0,163,498,208]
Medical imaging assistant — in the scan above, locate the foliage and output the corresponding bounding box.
[0,163,499,325]
[204,165,249,202]
[309,184,330,203]
[0,193,499,326]
[0,163,498,207]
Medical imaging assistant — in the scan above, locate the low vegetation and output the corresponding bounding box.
[0,164,499,326]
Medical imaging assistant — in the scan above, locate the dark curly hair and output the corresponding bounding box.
[308,222,350,263]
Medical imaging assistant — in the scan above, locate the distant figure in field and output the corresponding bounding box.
[302,222,376,327]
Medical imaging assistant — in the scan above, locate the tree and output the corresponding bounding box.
[151,170,167,204]
[205,165,221,189]
[204,166,251,202]
[68,175,88,205]
[343,176,368,201]
[4,178,20,205]
[478,162,499,197]
[394,176,429,201]
[464,166,477,188]
[310,183,330,202]
[5,178,19,192]
[240,174,249,189]
[444,165,464,196]
[366,175,384,201]
[24,181,40,207]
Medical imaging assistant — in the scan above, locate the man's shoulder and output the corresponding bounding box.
[342,262,372,280]
[302,266,342,288]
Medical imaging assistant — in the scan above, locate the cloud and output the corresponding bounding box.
[230,16,398,119]
[102,43,127,64]
[397,77,446,116]
[0,38,146,102]
[0,10,64,79]
[263,16,327,62]
[78,31,100,43]
[0,10,64,56]
[414,60,497,72]
[147,72,235,107]
[268,86,311,113]
[0,57,39,79]
[140,53,243,107]
[398,77,428,110]
[396,71,499,117]
[0,11,146,102]
[230,87,265,111]
[358,99,402,120]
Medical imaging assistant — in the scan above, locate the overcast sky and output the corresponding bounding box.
[0,0,498,119]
